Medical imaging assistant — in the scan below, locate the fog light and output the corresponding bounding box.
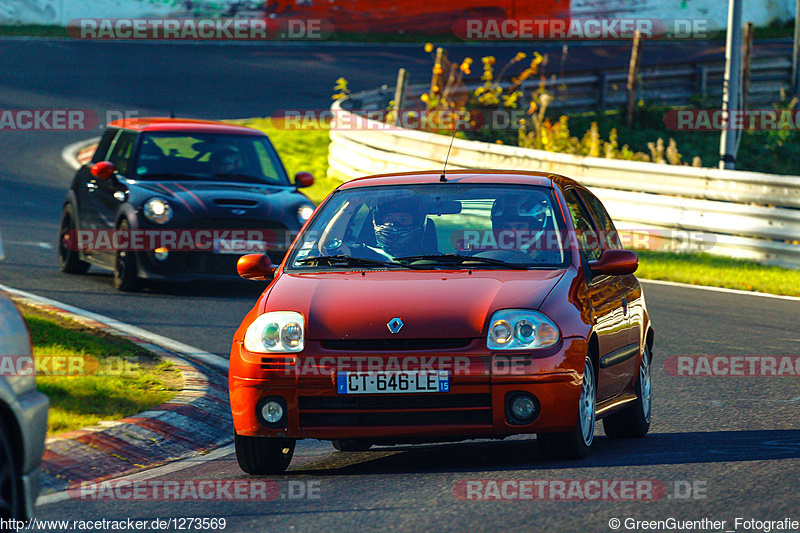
[154,247,169,260]
[506,393,539,425]
[260,401,284,424]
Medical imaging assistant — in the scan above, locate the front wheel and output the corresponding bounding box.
[58,206,90,274]
[0,417,21,520]
[603,344,652,438]
[538,356,596,460]
[234,433,295,475]
[112,220,140,291]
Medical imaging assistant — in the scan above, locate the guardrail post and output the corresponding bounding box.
[392,68,409,126]
[626,29,643,126]
[597,71,608,109]
[695,64,708,107]
[743,22,754,109]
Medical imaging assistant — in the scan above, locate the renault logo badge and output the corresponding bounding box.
[387,317,404,334]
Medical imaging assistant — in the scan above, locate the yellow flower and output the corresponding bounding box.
[433,65,443,75]
[424,43,433,53]
[515,52,527,61]
[420,94,430,103]
[495,140,503,144]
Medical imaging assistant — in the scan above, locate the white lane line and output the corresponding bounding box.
[640,278,800,303]
[0,284,229,373]
[4,241,54,249]
[36,443,235,506]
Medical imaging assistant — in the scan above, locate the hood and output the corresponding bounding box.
[132,180,307,221]
[263,270,566,340]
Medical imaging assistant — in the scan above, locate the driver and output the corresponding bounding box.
[371,198,427,257]
[211,147,242,175]
[490,196,550,252]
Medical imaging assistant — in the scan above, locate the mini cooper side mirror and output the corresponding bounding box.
[91,161,118,180]
[294,171,314,188]
[237,253,276,280]
[588,249,638,276]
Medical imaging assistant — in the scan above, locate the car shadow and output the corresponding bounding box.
[288,429,800,476]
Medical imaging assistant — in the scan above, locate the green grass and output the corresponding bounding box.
[230,117,343,205]
[635,250,800,296]
[20,304,182,435]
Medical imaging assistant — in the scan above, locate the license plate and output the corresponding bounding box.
[213,238,268,254]
[337,371,449,394]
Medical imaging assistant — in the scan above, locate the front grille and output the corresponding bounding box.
[320,338,472,351]
[298,393,492,427]
[185,218,287,231]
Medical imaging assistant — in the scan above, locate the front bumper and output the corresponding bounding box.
[230,337,588,441]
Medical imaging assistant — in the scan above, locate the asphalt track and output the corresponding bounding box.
[0,38,798,532]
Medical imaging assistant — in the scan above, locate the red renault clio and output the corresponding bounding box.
[229,170,654,474]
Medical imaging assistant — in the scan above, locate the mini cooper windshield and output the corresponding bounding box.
[286,184,571,270]
[134,132,291,185]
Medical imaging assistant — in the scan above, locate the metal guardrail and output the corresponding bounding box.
[328,97,800,269]
[346,51,794,113]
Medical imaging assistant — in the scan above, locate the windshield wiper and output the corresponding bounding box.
[395,253,530,270]
[296,255,423,269]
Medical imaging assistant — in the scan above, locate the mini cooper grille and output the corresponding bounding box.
[320,338,473,351]
[298,394,492,427]
[185,219,288,231]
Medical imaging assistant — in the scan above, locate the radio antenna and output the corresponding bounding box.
[440,114,465,182]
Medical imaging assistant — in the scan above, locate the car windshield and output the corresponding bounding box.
[285,183,571,270]
[133,132,291,185]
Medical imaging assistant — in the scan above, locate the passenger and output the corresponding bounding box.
[490,196,550,252]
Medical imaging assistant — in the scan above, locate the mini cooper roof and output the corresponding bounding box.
[107,117,264,136]
[338,169,578,189]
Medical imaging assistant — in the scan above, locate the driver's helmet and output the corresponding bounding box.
[372,198,426,256]
[211,146,241,174]
[490,196,549,249]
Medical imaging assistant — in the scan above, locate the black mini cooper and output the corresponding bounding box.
[58,117,316,290]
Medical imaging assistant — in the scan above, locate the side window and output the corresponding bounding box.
[92,129,119,163]
[562,189,602,262]
[577,189,623,250]
[106,131,137,177]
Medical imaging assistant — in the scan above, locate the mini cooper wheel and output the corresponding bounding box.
[331,439,372,452]
[57,205,90,274]
[0,417,21,520]
[603,344,652,438]
[112,220,140,291]
[538,356,596,460]
[234,434,295,475]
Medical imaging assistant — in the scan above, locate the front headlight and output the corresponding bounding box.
[297,204,315,224]
[487,310,560,350]
[143,197,173,225]
[244,311,305,353]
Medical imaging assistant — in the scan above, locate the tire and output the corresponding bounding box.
[112,220,140,291]
[603,344,652,438]
[57,205,90,274]
[331,439,372,452]
[234,433,295,475]
[0,417,22,520]
[538,356,596,460]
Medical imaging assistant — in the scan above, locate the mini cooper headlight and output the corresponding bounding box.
[143,197,173,225]
[244,311,305,353]
[487,310,560,350]
[297,204,315,223]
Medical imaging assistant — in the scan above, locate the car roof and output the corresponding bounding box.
[107,117,264,136]
[337,169,578,189]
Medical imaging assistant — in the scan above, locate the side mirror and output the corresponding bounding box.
[588,249,638,276]
[91,161,117,180]
[237,253,276,280]
[294,171,314,188]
